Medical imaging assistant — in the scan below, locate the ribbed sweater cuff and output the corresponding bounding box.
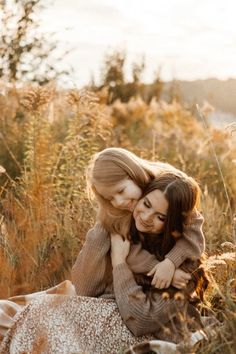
[113,262,137,290]
[147,258,160,271]
[165,247,185,268]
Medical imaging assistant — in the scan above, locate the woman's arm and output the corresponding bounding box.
[113,263,185,336]
[71,222,110,297]
[165,210,205,268]
[111,234,186,336]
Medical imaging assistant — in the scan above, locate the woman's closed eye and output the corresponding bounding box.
[143,199,150,208]
[157,215,165,222]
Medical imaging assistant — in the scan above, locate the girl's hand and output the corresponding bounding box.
[147,258,175,289]
[111,233,130,268]
[171,269,191,289]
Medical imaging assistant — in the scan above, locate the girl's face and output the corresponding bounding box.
[133,189,168,234]
[95,179,142,211]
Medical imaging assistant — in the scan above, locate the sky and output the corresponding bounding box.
[39,0,236,87]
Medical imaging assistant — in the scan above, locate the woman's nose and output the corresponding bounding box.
[142,211,152,222]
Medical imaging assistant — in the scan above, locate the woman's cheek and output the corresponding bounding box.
[133,206,140,220]
[137,190,143,199]
[154,221,164,233]
[134,201,142,214]
[160,222,165,232]
[132,200,138,210]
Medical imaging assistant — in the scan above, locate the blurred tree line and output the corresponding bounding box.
[0,0,163,102]
[90,51,164,104]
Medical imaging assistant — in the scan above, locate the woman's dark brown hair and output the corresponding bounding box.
[131,172,201,257]
[131,172,208,308]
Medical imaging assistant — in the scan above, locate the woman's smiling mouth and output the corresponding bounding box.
[138,216,152,228]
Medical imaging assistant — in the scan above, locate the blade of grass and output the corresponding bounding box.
[196,104,235,244]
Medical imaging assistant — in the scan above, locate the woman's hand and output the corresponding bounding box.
[111,233,130,268]
[171,269,191,289]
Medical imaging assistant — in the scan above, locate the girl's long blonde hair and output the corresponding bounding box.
[87,147,189,237]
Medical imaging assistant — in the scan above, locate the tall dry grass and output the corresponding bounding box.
[0,83,235,352]
[0,84,112,296]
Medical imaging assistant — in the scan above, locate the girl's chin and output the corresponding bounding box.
[128,201,137,212]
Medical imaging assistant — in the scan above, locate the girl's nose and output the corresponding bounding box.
[113,195,124,207]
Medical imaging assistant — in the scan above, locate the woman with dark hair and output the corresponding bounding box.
[131,172,200,256]
[109,173,208,339]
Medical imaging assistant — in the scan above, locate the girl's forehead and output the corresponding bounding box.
[95,180,125,196]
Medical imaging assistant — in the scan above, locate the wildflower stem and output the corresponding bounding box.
[0,133,22,172]
[196,104,235,243]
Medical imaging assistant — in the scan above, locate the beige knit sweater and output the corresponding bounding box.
[72,212,205,336]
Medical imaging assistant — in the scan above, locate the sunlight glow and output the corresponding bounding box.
[39,0,236,86]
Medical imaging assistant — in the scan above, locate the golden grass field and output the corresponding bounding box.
[0,83,235,353]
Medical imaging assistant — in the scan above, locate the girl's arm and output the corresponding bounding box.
[71,226,160,296]
[127,242,190,290]
[148,211,205,289]
[125,210,204,289]
[165,210,205,268]
[71,222,110,297]
[111,234,185,336]
[126,243,159,273]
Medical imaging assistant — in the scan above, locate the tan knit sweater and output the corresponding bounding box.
[72,212,205,336]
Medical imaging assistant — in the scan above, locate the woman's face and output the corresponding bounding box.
[133,189,168,234]
[95,179,142,211]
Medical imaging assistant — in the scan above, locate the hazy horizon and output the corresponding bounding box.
[36,0,236,87]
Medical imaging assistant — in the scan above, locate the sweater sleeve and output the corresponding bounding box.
[112,262,185,336]
[71,222,110,297]
[165,210,205,268]
[126,243,159,274]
